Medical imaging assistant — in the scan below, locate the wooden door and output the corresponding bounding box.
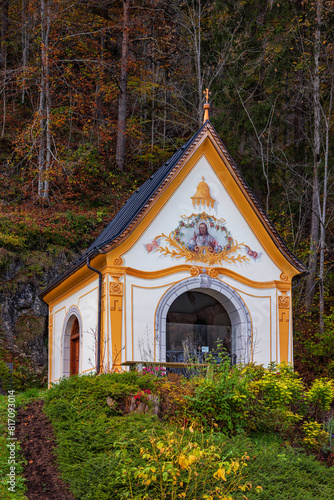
[70,318,80,376]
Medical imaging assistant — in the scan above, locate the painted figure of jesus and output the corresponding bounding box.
[187,222,222,253]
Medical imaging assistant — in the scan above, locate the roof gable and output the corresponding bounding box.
[86,121,306,274]
[41,121,306,300]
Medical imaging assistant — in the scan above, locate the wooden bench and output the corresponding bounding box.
[121,360,210,371]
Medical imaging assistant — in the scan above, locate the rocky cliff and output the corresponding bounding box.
[0,247,81,386]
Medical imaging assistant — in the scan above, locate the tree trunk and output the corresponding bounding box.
[305,0,322,310]
[0,0,9,68]
[21,0,29,104]
[318,77,332,334]
[38,0,51,201]
[116,0,129,171]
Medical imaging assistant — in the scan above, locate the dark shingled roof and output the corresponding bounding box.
[41,120,307,299]
[84,123,206,256]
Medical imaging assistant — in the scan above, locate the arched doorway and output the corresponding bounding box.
[62,307,82,378]
[166,290,232,364]
[70,318,80,376]
[155,275,252,365]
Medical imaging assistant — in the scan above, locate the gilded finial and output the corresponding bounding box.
[203,88,211,123]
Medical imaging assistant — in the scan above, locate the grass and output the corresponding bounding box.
[1,371,333,499]
[229,434,334,500]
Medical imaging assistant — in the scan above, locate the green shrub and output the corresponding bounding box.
[187,360,254,433]
[302,421,329,452]
[306,379,334,419]
[243,363,305,434]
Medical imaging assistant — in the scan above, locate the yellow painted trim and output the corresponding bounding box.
[105,265,282,290]
[278,294,290,363]
[280,316,290,362]
[43,253,107,305]
[106,275,109,372]
[290,300,293,364]
[275,281,292,292]
[100,276,106,372]
[48,308,53,388]
[270,298,272,363]
[123,276,127,363]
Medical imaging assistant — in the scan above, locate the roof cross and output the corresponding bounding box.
[203,88,211,103]
[203,88,211,123]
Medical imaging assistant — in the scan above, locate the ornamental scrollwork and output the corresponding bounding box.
[113,257,123,266]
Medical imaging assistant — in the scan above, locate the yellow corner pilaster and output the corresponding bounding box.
[109,279,124,372]
[278,292,290,363]
[100,277,107,372]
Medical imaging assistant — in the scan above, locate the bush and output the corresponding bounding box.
[302,421,329,452]
[306,379,334,419]
[187,365,252,433]
[119,426,262,500]
[156,375,195,425]
[249,363,304,433]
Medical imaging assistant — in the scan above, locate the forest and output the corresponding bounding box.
[0,0,334,386]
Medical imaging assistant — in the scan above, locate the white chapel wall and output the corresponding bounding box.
[51,278,99,382]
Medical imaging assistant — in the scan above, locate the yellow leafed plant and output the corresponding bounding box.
[121,426,262,499]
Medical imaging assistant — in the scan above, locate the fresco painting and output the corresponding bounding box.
[145,212,260,266]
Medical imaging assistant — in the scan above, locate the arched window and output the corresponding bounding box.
[70,318,80,376]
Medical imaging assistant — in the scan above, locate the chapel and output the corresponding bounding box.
[41,99,307,385]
